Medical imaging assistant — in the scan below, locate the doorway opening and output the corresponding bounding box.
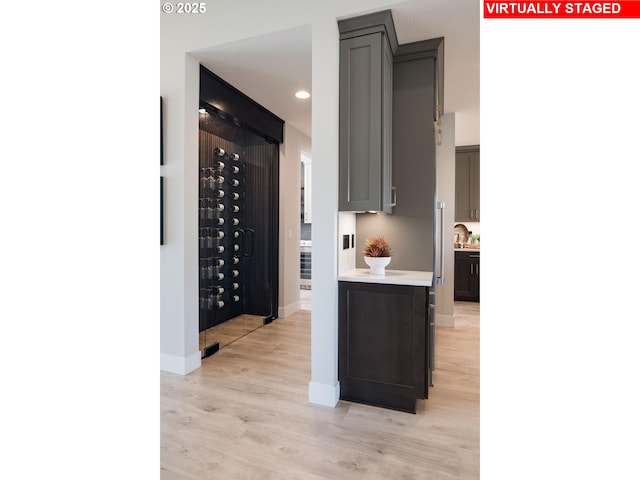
[300,153,312,310]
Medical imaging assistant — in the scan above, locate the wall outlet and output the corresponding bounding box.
[343,234,350,250]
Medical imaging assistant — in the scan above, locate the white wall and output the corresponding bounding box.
[436,113,456,327]
[160,0,410,406]
[338,212,357,275]
[279,124,311,318]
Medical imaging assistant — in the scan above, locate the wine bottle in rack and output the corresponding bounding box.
[229,153,240,161]
[232,256,240,264]
[213,189,225,198]
[214,258,225,267]
[233,244,240,252]
[232,282,239,290]
[231,165,240,174]
[215,230,225,239]
[214,147,225,157]
[231,192,240,200]
[231,270,239,278]
[215,203,225,211]
[213,175,225,184]
[215,272,225,281]
[230,179,240,187]
[213,160,225,170]
[232,205,240,213]
[216,245,225,254]
[215,299,225,308]
[214,217,225,226]
[231,218,240,226]
[206,266,216,280]
[214,286,225,295]
[233,295,240,302]
[234,230,240,238]
[200,295,209,309]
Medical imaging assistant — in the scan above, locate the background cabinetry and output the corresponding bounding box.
[454,251,480,302]
[338,11,396,213]
[455,145,480,221]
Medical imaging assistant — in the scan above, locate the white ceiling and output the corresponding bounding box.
[192,0,479,141]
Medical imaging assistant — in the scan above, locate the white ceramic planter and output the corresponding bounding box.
[364,256,391,275]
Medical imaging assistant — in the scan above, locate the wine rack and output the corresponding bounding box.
[199,144,251,331]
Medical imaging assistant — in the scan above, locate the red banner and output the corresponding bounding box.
[484,1,640,18]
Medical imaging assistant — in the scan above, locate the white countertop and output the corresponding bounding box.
[454,248,480,252]
[338,269,433,287]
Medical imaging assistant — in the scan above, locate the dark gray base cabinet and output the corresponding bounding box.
[338,281,428,414]
[454,251,480,302]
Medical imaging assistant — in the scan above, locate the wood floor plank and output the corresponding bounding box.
[161,302,479,479]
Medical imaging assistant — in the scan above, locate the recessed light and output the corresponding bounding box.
[295,90,310,99]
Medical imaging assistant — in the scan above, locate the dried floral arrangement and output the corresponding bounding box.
[363,236,392,257]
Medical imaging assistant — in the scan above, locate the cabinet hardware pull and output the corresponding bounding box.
[391,186,397,207]
[436,202,445,285]
[244,228,255,258]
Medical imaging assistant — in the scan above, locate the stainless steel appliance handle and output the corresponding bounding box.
[436,202,445,285]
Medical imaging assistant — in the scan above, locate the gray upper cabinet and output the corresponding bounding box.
[338,11,397,213]
[455,146,480,222]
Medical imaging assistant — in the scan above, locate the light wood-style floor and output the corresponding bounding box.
[161,302,479,479]
[199,314,266,354]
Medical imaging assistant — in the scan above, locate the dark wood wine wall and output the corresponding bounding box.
[198,65,282,334]
[243,142,279,318]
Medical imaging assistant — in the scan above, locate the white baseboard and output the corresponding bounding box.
[435,313,455,327]
[308,381,340,407]
[279,300,301,318]
[160,351,201,375]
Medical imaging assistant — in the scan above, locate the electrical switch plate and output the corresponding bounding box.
[343,234,349,250]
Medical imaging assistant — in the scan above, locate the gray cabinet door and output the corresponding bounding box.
[455,146,480,221]
[339,32,393,213]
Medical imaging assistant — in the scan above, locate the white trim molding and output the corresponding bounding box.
[308,381,340,407]
[160,351,201,375]
[279,300,301,318]
[435,314,455,328]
